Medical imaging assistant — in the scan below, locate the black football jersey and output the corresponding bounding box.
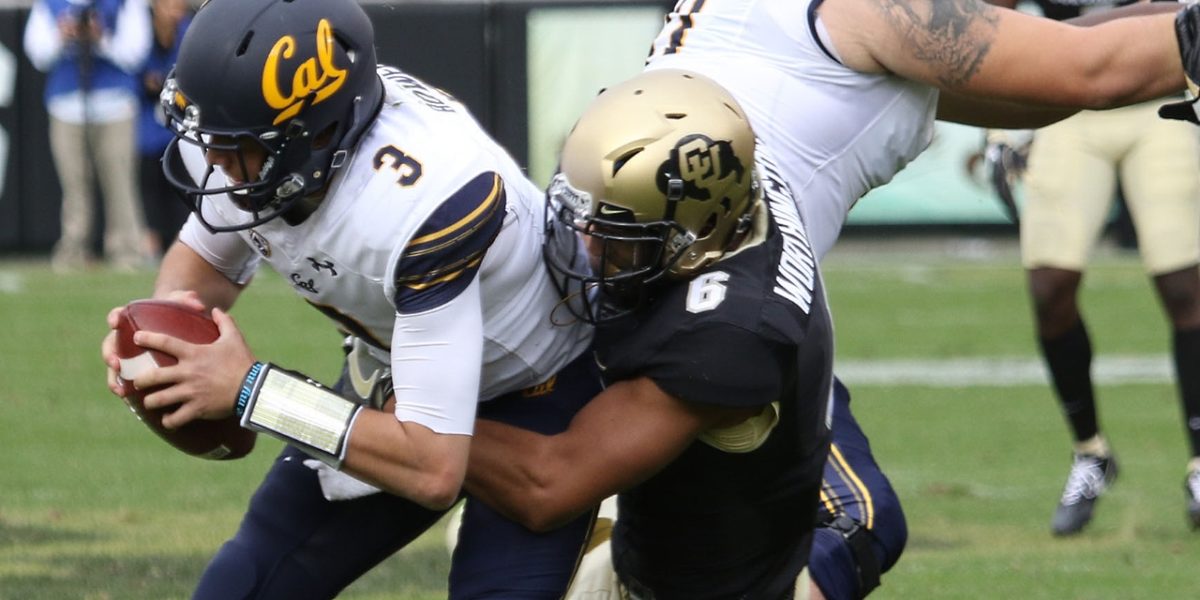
[601,151,835,599]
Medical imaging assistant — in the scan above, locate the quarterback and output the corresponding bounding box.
[99,0,597,597]
[466,69,838,599]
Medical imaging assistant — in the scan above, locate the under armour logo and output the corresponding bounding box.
[307,257,337,276]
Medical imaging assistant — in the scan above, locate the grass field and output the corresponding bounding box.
[1,235,1196,599]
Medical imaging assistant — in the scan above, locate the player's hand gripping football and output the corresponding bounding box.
[102,290,206,398]
[102,292,257,429]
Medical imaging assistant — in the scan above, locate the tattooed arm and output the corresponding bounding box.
[818,0,1184,125]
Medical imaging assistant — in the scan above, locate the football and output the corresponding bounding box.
[113,299,256,460]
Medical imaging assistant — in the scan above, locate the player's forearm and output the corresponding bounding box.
[1071,13,1185,107]
[344,410,470,510]
[872,0,1183,109]
[153,241,242,311]
[465,420,595,532]
[969,11,1182,109]
[935,91,1079,128]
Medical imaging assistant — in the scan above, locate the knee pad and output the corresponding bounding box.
[809,516,881,600]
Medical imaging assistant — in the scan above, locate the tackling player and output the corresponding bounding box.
[98,0,599,597]
[636,0,1200,547]
[463,69,903,599]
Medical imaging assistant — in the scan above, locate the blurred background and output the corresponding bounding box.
[0,0,1127,259]
[0,1,1183,599]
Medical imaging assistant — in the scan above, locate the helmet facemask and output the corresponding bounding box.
[545,173,694,324]
[161,87,342,232]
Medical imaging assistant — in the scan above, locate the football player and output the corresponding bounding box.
[642,0,1200,262]
[461,378,906,600]
[465,68,844,599]
[98,0,599,597]
[985,0,1200,536]
[636,0,1200,552]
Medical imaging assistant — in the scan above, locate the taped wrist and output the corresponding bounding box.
[824,514,882,599]
[238,363,363,468]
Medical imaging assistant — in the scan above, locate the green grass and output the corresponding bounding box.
[1,240,1195,599]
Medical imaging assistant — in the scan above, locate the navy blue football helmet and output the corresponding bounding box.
[161,0,383,232]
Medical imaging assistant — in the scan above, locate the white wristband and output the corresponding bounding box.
[239,364,363,468]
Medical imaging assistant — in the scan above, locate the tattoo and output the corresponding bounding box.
[879,0,1000,89]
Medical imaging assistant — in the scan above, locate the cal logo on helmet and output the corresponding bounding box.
[261,18,348,125]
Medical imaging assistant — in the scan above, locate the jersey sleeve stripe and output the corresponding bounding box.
[392,172,508,314]
[405,172,503,256]
[399,255,484,291]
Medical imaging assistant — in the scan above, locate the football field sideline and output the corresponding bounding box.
[837,354,1172,386]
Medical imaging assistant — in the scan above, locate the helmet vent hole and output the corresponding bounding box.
[611,148,644,177]
[699,214,717,238]
[235,32,254,56]
[665,113,686,120]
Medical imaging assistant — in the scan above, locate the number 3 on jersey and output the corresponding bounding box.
[686,271,729,314]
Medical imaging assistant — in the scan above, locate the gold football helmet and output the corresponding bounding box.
[545,69,759,323]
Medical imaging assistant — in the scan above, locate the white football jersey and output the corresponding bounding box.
[178,65,593,435]
[645,0,939,259]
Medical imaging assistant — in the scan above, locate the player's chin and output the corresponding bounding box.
[228,192,254,212]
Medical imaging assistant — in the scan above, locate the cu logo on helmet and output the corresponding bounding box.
[669,135,744,200]
[261,18,348,126]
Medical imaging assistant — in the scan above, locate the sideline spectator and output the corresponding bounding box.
[24,0,152,272]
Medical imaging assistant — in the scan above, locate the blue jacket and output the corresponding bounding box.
[41,0,141,103]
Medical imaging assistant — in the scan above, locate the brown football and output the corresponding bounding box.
[114,299,256,460]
